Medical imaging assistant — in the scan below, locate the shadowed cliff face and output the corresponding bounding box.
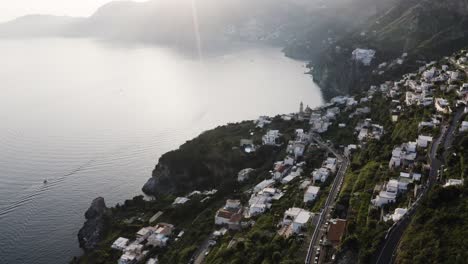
[141,121,287,197]
[77,197,110,251]
[311,0,468,100]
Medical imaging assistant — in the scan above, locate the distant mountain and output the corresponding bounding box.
[310,0,468,99]
[0,0,384,55]
[0,15,84,38]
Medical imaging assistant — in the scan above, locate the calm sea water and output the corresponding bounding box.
[0,38,323,263]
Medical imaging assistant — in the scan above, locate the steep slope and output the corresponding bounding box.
[0,0,383,57]
[311,0,468,100]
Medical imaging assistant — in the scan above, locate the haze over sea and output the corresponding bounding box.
[0,38,323,263]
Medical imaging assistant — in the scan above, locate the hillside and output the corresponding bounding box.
[0,0,385,57]
[0,15,84,38]
[309,0,468,100]
[395,132,468,264]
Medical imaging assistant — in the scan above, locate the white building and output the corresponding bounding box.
[173,197,190,205]
[460,121,468,132]
[312,168,330,182]
[215,200,243,229]
[256,116,271,128]
[248,195,269,216]
[119,244,145,264]
[284,156,295,166]
[352,48,376,66]
[262,130,281,145]
[387,179,399,193]
[435,98,451,113]
[304,186,320,203]
[248,187,283,216]
[136,227,155,240]
[237,168,254,182]
[344,144,358,157]
[147,258,158,264]
[358,128,369,141]
[281,169,302,184]
[417,135,433,148]
[444,179,463,187]
[282,208,311,234]
[112,237,130,251]
[372,180,400,207]
[389,142,417,169]
[372,191,396,207]
[147,234,169,248]
[323,158,337,172]
[390,208,408,222]
[254,179,275,193]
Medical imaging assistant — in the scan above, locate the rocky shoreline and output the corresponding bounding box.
[78,197,110,251]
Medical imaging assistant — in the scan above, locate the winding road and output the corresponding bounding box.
[305,135,349,264]
[374,108,465,264]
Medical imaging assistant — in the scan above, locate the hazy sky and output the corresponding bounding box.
[0,0,147,22]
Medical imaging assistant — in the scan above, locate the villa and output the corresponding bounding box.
[304,186,320,203]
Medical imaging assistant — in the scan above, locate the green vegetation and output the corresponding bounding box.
[74,117,327,264]
[396,184,468,264]
[396,133,468,264]
[146,119,310,196]
[329,91,440,263]
[205,178,309,264]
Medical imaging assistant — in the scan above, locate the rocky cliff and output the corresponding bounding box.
[77,197,110,251]
[310,0,468,100]
[142,121,286,196]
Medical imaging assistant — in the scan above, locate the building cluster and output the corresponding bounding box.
[368,50,468,210]
[286,129,311,159]
[256,116,272,128]
[384,207,408,222]
[352,48,376,66]
[248,185,284,216]
[355,119,384,142]
[237,168,255,182]
[389,142,418,169]
[247,140,309,218]
[312,157,337,183]
[112,222,175,264]
[262,129,281,145]
[213,125,321,239]
[278,207,312,237]
[214,199,244,230]
[173,189,218,205]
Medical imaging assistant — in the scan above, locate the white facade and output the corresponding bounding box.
[262,130,281,145]
[254,179,275,192]
[391,208,408,222]
[112,237,130,251]
[444,179,463,187]
[352,48,376,66]
[147,234,169,248]
[460,121,468,132]
[304,186,320,203]
[417,135,433,148]
[387,180,399,193]
[312,168,330,182]
[372,191,396,207]
[136,227,155,239]
[435,98,451,113]
[282,208,311,234]
[323,158,337,172]
[237,168,254,182]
